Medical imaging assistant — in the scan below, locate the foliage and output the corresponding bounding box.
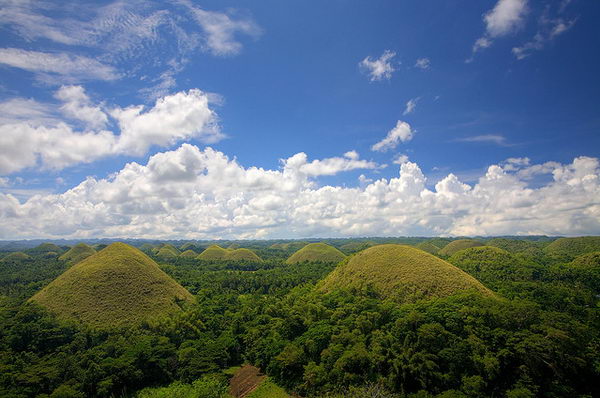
[58,243,96,265]
[438,240,484,257]
[136,375,230,398]
[545,236,600,262]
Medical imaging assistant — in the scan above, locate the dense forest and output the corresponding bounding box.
[0,237,599,398]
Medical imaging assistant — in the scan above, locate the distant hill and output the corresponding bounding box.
[156,246,179,260]
[1,252,32,263]
[29,243,63,254]
[415,241,440,254]
[179,249,198,258]
[197,245,263,262]
[319,244,493,301]
[59,243,96,265]
[339,241,377,254]
[485,238,543,257]
[30,242,194,329]
[438,239,484,256]
[545,237,600,261]
[286,243,346,264]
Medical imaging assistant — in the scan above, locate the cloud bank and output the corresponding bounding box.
[1,144,598,239]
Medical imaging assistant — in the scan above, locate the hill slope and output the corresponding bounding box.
[415,241,440,254]
[319,244,493,301]
[30,242,194,328]
[197,245,230,260]
[439,239,484,256]
[196,245,263,262]
[545,237,600,261]
[286,243,346,264]
[59,243,96,265]
[227,248,263,262]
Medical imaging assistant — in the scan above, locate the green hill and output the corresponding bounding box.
[227,248,263,262]
[544,237,600,261]
[179,249,198,258]
[286,243,346,264]
[270,242,309,251]
[156,246,179,260]
[448,246,535,286]
[415,241,440,254]
[30,242,194,329]
[319,244,493,301]
[59,243,96,265]
[29,243,63,254]
[339,241,376,254]
[180,242,200,251]
[485,238,543,257]
[438,239,484,256]
[1,252,32,263]
[197,245,230,260]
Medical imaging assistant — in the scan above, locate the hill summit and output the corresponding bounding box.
[59,243,96,265]
[30,242,194,329]
[319,244,493,301]
[286,243,346,264]
[196,245,263,262]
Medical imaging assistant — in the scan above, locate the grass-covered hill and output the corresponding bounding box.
[1,252,32,263]
[318,244,493,301]
[286,243,346,264]
[485,238,544,258]
[28,243,63,254]
[179,249,198,258]
[448,246,535,287]
[544,236,600,261]
[58,243,96,265]
[339,241,377,255]
[30,242,194,329]
[438,239,484,256]
[415,241,440,254]
[156,246,179,260]
[196,245,263,262]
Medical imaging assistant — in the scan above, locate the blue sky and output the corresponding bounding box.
[0,0,599,239]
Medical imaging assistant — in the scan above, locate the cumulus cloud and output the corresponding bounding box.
[1,144,598,239]
[470,0,528,57]
[359,50,396,81]
[0,87,220,174]
[371,121,415,152]
[0,48,120,82]
[284,151,378,177]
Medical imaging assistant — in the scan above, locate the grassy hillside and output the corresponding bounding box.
[545,236,600,261]
[227,248,262,262]
[58,243,96,265]
[29,243,63,254]
[30,242,194,329]
[339,241,377,254]
[180,249,198,258]
[438,239,484,256]
[286,243,346,264]
[415,241,440,254]
[448,246,535,287]
[485,238,544,257]
[197,245,230,260]
[1,252,32,262]
[318,244,493,301]
[156,246,179,260]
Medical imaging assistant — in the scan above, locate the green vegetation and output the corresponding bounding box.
[1,251,32,262]
[157,246,179,260]
[30,242,194,328]
[545,236,600,261]
[1,236,599,398]
[485,238,544,257]
[438,239,484,256]
[227,248,262,262]
[197,245,230,260]
[286,243,346,264]
[319,244,493,300]
[415,241,440,254]
[339,241,376,254]
[180,249,198,258]
[58,243,96,265]
[28,242,63,254]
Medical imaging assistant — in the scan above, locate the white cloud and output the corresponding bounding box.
[1,145,598,239]
[371,121,415,152]
[403,98,419,115]
[55,85,108,129]
[457,134,508,146]
[179,0,260,56]
[359,50,396,81]
[0,87,221,174]
[285,151,378,177]
[414,58,430,69]
[393,154,410,165]
[471,0,528,56]
[0,48,120,82]
[512,14,576,60]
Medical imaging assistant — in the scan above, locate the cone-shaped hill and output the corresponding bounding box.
[196,245,263,262]
[286,243,346,264]
[448,246,535,283]
[1,252,32,263]
[29,242,63,254]
[438,239,484,256]
[59,243,96,265]
[156,246,179,260]
[544,237,600,261]
[415,241,440,254]
[30,242,194,329]
[318,244,493,301]
[180,249,198,258]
